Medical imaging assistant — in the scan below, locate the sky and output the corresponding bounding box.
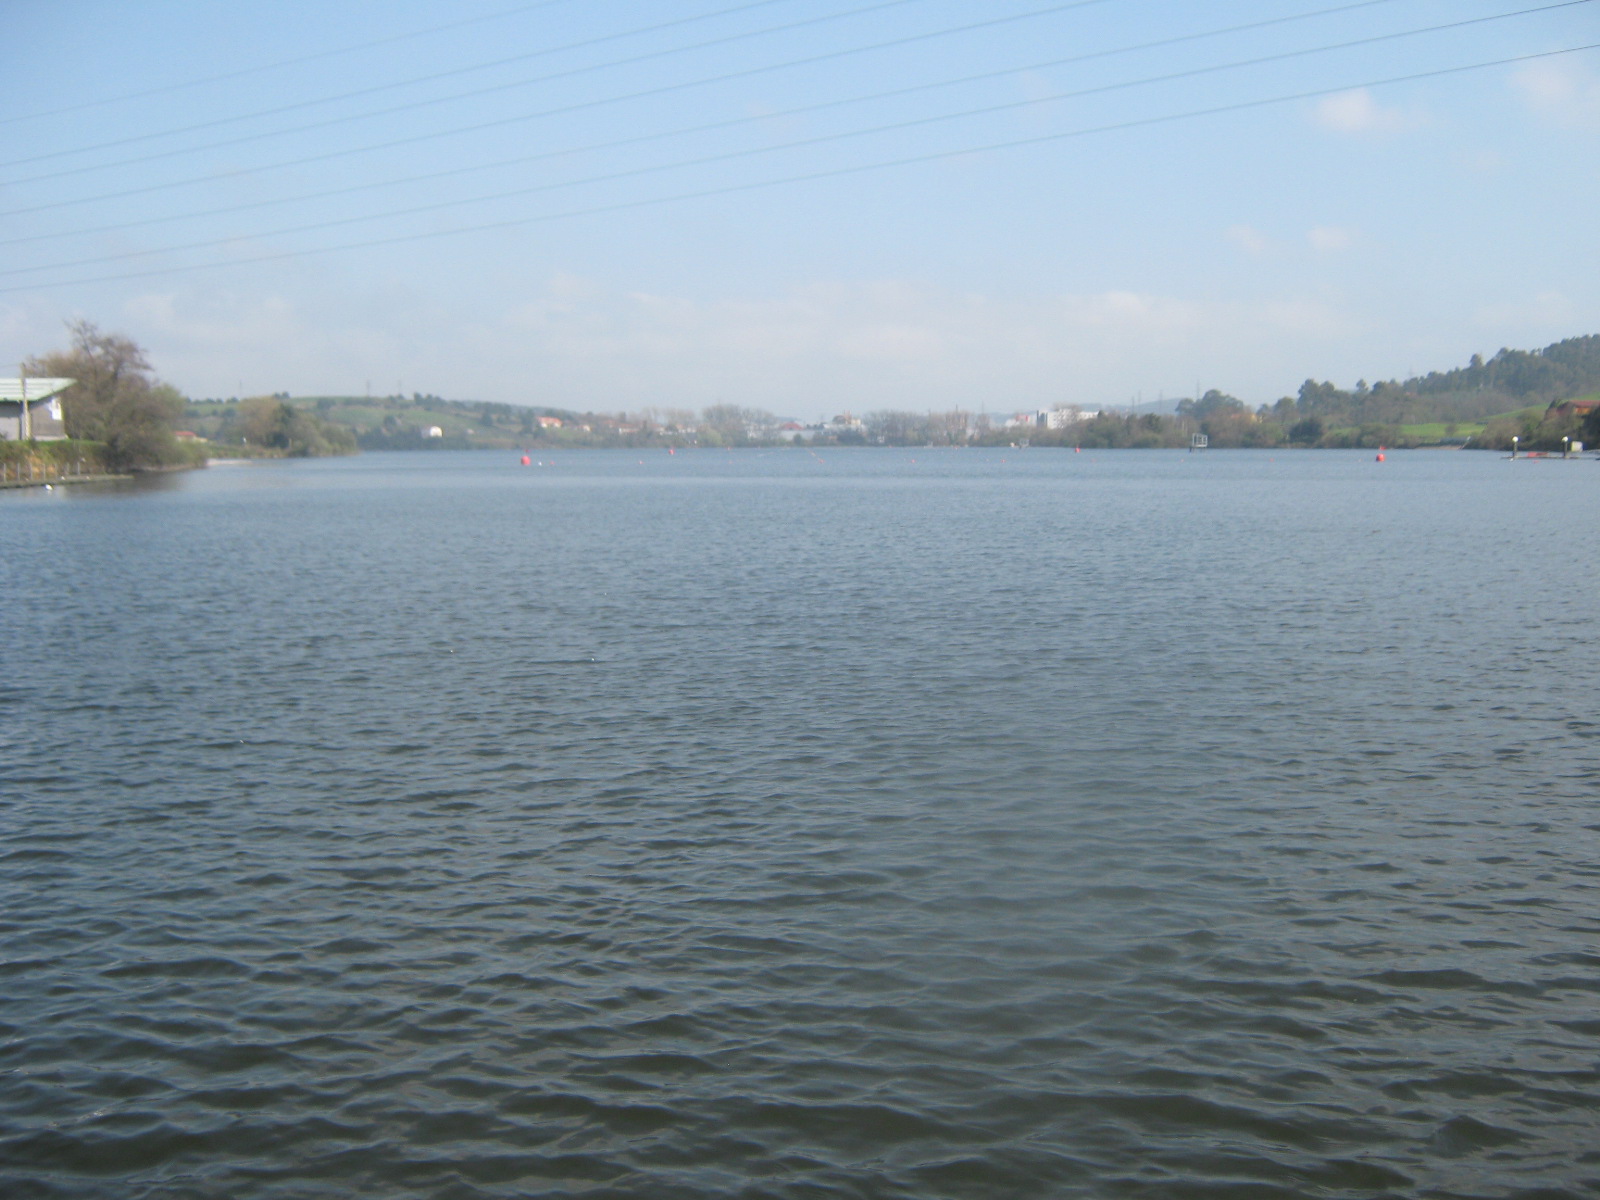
[1,0,1596,419]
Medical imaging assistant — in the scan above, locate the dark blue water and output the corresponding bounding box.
[3,449,1597,1199]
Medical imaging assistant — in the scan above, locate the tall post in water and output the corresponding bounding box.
[1511,435,1518,459]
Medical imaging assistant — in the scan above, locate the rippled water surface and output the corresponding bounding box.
[2,448,1598,1199]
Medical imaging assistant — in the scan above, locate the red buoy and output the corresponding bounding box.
[1376,452,1385,462]
[520,454,531,465]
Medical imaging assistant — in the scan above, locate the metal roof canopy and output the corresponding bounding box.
[0,378,74,401]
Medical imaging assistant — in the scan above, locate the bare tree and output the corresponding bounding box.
[26,321,183,468]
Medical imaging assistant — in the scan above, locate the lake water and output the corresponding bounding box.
[2,448,1597,1199]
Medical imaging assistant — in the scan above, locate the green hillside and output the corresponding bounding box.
[183,393,693,451]
[180,334,1600,453]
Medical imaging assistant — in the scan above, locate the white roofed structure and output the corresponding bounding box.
[0,378,75,441]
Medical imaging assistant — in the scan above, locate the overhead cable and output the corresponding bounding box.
[2,5,1582,277]
[0,0,583,127]
[0,0,937,176]
[0,0,1375,216]
[5,43,1593,295]
[2,0,1543,249]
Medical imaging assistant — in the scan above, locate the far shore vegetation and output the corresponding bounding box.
[18,322,206,475]
[8,323,355,475]
[8,327,1599,479]
[183,333,1600,454]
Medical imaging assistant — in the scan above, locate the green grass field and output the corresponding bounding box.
[1485,404,1550,423]
[1395,421,1483,440]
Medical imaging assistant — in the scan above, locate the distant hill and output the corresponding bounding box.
[184,393,601,451]
[1405,334,1600,404]
[1289,334,1600,428]
[1023,333,1600,450]
[181,333,1600,453]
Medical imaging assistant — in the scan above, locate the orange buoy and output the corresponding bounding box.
[520,454,531,465]
[1376,452,1385,462]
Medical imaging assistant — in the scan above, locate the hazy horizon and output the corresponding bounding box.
[3,0,1597,420]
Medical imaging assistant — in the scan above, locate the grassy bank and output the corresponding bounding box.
[1,437,208,485]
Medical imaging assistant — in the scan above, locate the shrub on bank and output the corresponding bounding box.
[1472,410,1583,452]
[0,438,111,472]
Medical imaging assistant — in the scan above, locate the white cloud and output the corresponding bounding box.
[1313,88,1413,135]
[1472,290,1573,330]
[1512,60,1600,128]
[124,291,299,348]
[117,287,435,398]
[1226,225,1270,256]
[0,302,49,347]
[1457,147,1505,174]
[1307,226,1356,253]
[79,275,1387,419]
[488,277,1357,415]
[1256,298,1360,339]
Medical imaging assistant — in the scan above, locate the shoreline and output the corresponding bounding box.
[0,461,206,490]
[0,472,133,490]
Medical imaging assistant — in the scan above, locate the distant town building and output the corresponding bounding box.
[535,415,563,428]
[1004,407,1097,431]
[1043,406,1096,430]
[1550,396,1600,421]
[424,425,444,438]
[0,377,74,441]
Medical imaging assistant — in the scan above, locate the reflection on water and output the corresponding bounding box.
[2,449,1597,1198]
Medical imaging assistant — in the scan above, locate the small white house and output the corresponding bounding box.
[0,378,74,441]
[424,425,444,438]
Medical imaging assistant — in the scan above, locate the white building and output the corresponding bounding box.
[0,378,74,441]
[1043,406,1099,430]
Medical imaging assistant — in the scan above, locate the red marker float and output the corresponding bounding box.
[520,454,531,465]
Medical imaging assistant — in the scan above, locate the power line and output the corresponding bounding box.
[0,0,933,177]
[0,0,584,127]
[3,4,1581,279]
[5,43,1592,296]
[0,0,1355,218]
[0,0,1415,248]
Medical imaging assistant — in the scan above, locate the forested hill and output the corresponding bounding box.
[182,393,589,451]
[1407,334,1600,401]
[1292,334,1600,427]
[177,333,1600,454]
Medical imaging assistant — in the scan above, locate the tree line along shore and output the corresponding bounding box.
[6,327,1598,479]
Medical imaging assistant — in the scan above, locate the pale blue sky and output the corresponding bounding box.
[2,0,1596,418]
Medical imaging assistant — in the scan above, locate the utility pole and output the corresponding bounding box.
[19,365,28,440]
